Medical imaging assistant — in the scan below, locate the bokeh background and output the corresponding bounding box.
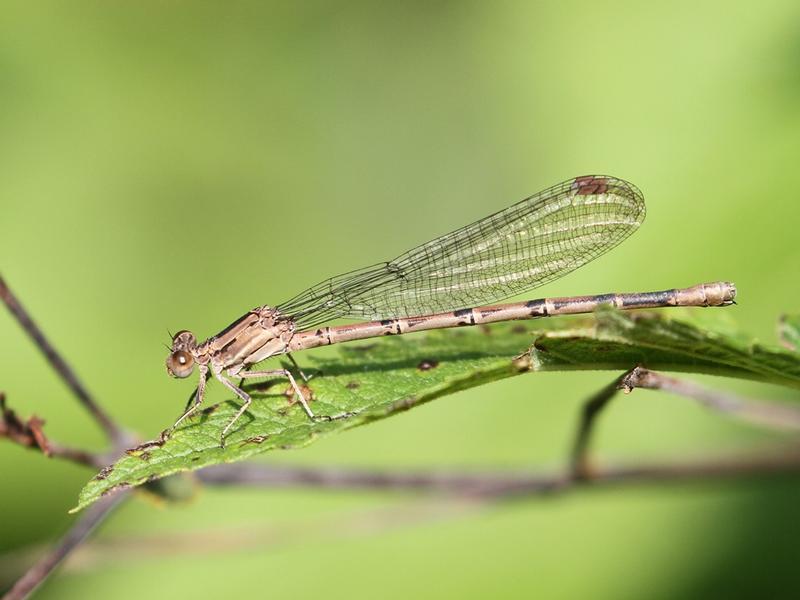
[2,1,800,598]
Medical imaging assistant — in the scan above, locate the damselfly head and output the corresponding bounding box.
[166,330,197,379]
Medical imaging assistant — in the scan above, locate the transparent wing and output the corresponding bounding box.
[278,175,645,329]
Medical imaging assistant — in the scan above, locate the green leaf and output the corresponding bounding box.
[73,309,800,512]
[779,314,800,352]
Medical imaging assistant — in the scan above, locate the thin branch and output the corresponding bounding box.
[13,446,800,574]
[569,373,626,481]
[621,366,800,431]
[0,393,109,468]
[0,276,134,598]
[197,462,564,495]
[196,445,800,497]
[0,275,126,445]
[1,491,129,600]
[568,365,800,482]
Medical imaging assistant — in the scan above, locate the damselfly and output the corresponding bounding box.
[165,175,735,443]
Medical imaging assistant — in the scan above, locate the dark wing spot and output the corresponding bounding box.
[573,175,609,195]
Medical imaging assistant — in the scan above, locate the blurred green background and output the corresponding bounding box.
[2,1,800,598]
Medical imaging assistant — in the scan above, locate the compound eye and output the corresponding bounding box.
[166,350,195,378]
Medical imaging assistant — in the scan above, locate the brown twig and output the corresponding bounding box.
[197,462,565,495]
[2,492,129,600]
[0,393,109,468]
[621,366,800,431]
[569,373,626,480]
[0,275,126,446]
[569,365,800,481]
[196,446,800,497]
[1,275,132,599]
[9,445,800,575]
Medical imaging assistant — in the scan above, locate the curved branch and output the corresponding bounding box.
[621,366,800,431]
[0,276,127,446]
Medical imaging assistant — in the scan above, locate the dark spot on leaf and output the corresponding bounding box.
[511,324,527,334]
[479,324,492,335]
[137,451,152,461]
[417,359,439,371]
[346,381,360,389]
[201,404,219,416]
[93,465,114,481]
[241,435,269,445]
[191,456,201,462]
